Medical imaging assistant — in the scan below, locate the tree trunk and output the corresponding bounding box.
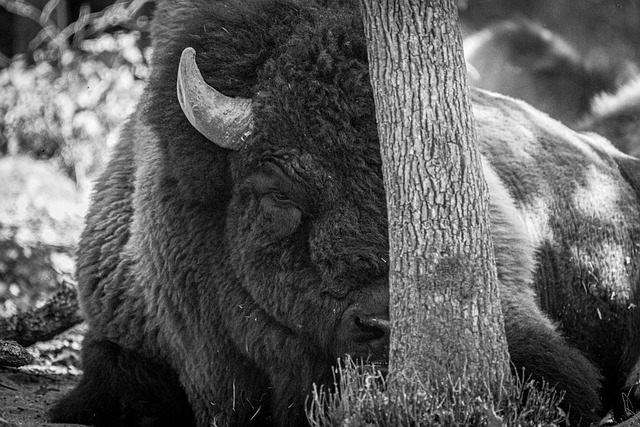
[359,0,511,399]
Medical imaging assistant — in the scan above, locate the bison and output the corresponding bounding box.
[50,1,640,426]
[463,19,630,127]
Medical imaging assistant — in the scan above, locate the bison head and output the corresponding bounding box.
[177,46,390,373]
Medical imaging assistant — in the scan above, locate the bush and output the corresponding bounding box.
[0,2,149,314]
[0,155,84,316]
[0,30,147,190]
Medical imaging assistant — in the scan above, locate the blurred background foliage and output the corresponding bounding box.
[0,32,146,188]
[0,0,151,317]
[0,0,638,318]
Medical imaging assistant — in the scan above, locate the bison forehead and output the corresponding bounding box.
[248,15,377,156]
[232,41,384,210]
[143,0,381,205]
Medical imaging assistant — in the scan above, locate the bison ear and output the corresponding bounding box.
[176,47,254,150]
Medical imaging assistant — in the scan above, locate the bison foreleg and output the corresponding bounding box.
[503,299,602,425]
[48,339,194,427]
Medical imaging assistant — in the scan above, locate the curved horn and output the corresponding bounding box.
[177,47,253,150]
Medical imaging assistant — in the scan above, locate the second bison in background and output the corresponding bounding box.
[463,20,622,126]
[50,1,640,426]
[579,77,640,157]
[465,19,640,158]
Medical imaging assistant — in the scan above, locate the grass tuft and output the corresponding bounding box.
[307,358,566,427]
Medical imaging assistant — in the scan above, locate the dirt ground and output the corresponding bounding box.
[0,367,83,427]
[0,325,86,427]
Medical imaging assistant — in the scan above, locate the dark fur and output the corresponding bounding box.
[48,338,194,427]
[50,1,640,426]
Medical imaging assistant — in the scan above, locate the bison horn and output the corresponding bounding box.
[177,47,253,150]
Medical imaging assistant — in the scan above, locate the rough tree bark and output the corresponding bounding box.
[359,0,511,400]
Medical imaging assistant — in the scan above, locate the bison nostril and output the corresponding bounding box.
[354,316,390,342]
[335,307,390,362]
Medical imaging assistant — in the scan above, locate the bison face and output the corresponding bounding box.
[225,157,390,366]
[177,47,390,370]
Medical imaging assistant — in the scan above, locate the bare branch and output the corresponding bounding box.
[0,0,154,58]
[40,0,61,24]
[0,340,34,368]
[0,0,61,46]
[0,280,82,347]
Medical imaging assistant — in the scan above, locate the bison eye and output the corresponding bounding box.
[272,192,291,203]
[259,193,302,238]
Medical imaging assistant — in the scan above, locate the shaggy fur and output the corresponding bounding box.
[50,1,640,426]
[473,89,640,416]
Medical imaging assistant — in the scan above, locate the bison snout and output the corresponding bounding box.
[353,315,390,343]
[335,306,390,364]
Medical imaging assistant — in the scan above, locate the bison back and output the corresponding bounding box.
[474,88,640,411]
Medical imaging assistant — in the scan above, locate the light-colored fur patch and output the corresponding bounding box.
[482,158,558,333]
[482,157,537,286]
